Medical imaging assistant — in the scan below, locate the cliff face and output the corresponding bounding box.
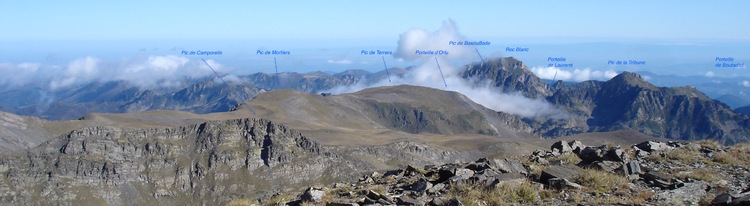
[0,118,357,205]
[0,117,483,205]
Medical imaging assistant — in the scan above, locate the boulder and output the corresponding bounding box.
[427,183,445,195]
[384,168,404,177]
[428,183,445,194]
[732,195,750,206]
[540,165,584,185]
[618,161,642,180]
[551,140,573,153]
[548,177,582,190]
[493,173,527,185]
[397,196,425,206]
[586,161,622,173]
[471,169,500,186]
[453,168,474,180]
[410,178,432,195]
[449,168,474,186]
[301,187,325,203]
[635,141,672,152]
[711,193,732,206]
[465,158,490,171]
[651,182,707,205]
[446,198,464,206]
[643,171,673,189]
[490,158,528,175]
[569,140,586,154]
[578,146,607,163]
[579,145,628,163]
[605,147,628,162]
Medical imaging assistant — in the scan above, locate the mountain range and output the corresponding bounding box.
[1,56,749,204]
[2,57,748,144]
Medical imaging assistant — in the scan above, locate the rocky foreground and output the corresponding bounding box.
[253,140,750,206]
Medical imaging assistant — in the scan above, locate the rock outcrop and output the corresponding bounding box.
[0,118,355,205]
[278,140,750,206]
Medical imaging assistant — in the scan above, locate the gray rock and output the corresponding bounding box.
[551,140,573,153]
[397,196,425,206]
[651,182,707,205]
[465,159,490,171]
[427,183,445,195]
[446,198,464,206]
[587,160,622,173]
[606,147,628,162]
[453,168,474,180]
[410,178,432,195]
[578,145,607,163]
[429,197,447,206]
[327,202,360,206]
[636,141,672,152]
[302,187,325,203]
[618,161,642,180]
[733,195,750,206]
[711,193,732,206]
[490,158,528,175]
[550,140,573,153]
[540,165,584,185]
[495,173,526,183]
[568,140,586,154]
[547,178,582,190]
[471,169,500,186]
[643,171,673,189]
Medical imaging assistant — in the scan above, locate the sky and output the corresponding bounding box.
[0,0,749,89]
[2,1,749,41]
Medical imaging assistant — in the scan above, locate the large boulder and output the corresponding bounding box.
[540,165,584,185]
[635,141,672,152]
[551,140,573,153]
[489,158,528,175]
[301,187,325,203]
[578,145,628,163]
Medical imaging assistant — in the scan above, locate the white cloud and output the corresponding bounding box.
[742,80,750,87]
[50,56,100,90]
[0,55,219,90]
[531,67,618,82]
[705,71,715,77]
[394,19,474,61]
[0,62,42,89]
[327,59,352,65]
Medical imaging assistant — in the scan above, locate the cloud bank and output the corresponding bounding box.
[531,67,618,82]
[326,20,565,119]
[0,55,225,91]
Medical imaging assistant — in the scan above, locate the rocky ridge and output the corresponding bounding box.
[272,140,750,206]
[0,117,483,205]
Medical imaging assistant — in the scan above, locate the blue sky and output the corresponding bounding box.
[0,1,748,80]
[2,1,749,42]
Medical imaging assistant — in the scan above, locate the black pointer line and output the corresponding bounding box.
[201,58,256,115]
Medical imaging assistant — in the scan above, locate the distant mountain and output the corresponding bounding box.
[737,105,750,116]
[4,80,261,120]
[634,71,750,107]
[461,57,550,98]
[716,94,750,109]
[459,57,750,144]
[543,72,750,144]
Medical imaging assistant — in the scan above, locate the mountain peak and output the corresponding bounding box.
[460,57,549,98]
[608,72,656,89]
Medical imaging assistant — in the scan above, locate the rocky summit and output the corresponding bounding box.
[268,140,750,206]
